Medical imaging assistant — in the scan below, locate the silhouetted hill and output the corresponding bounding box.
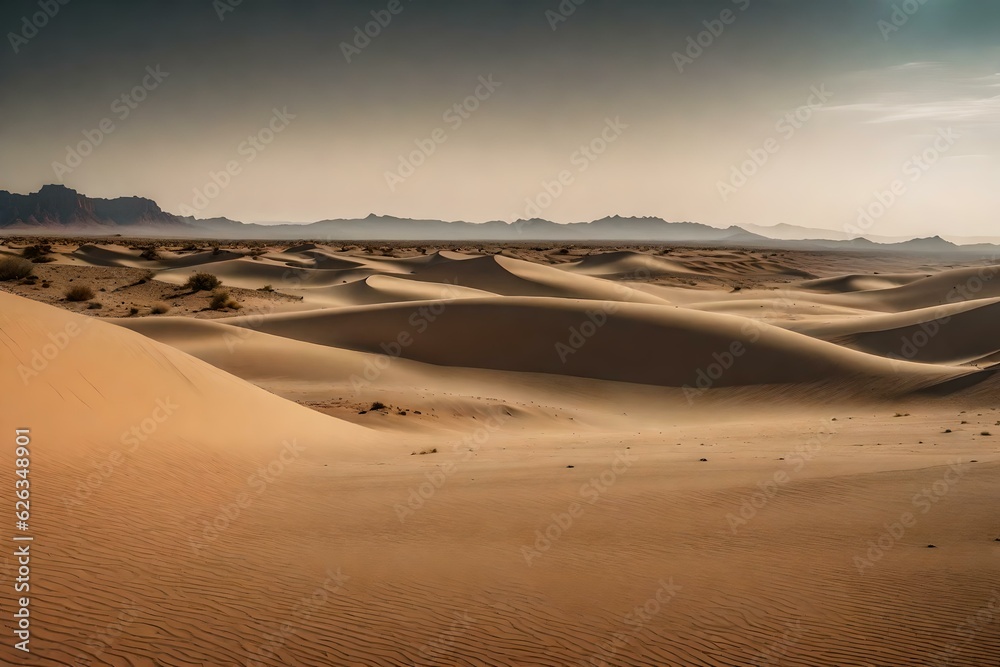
[1,186,998,255]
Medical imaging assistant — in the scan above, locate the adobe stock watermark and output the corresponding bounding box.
[77,599,142,667]
[384,75,501,192]
[672,0,751,73]
[7,0,70,54]
[246,567,350,667]
[584,578,682,667]
[853,459,968,575]
[511,117,628,224]
[928,590,1000,667]
[394,407,511,523]
[878,0,932,41]
[418,612,475,663]
[62,398,180,509]
[177,107,295,217]
[349,281,463,396]
[751,620,804,667]
[553,267,654,363]
[213,0,243,21]
[521,449,637,566]
[681,289,800,404]
[545,0,586,31]
[717,85,833,202]
[51,65,169,180]
[189,439,305,554]
[847,127,959,239]
[725,419,837,534]
[221,266,313,353]
[886,264,1000,369]
[16,320,85,385]
[340,0,413,63]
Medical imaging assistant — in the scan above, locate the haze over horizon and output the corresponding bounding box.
[2,0,999,236]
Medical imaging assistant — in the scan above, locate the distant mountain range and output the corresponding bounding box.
[1,185,997,254]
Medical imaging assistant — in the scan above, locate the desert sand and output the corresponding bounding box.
[2,239,999,666]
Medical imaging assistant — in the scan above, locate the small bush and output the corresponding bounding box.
[0,257,34,281]
[209,290,241,311]
[259,284,274,292]
[22,244,51,260]
[370,401,387,411]
[151,302,170,315]
[31,256,56,264]
[65,285,95,302]
[185,272,221,291]
[209,290,230,310]
[139,247,160,261]
[87,302,102,310]
[129,307,140,316]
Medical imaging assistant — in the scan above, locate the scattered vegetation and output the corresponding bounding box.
[127,270,156,287]
[151,302,170,315]
[65,284,96,302]
[0,257,34,281]
[184,272,222,291]
[21,244,51,260]
[209,289,241,311]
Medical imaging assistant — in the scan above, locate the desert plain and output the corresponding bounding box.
[1,238,999,666]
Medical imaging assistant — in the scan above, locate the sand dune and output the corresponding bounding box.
[410,254,669,303]
[67,243,149,268]
[804,265,1000,312]
[785,296,1000,365]
[218,296,969,393]
[0,291,373,455]
[800,272,932,293]
[3,242,1000,666]
[560,250,698,278]
[297,273,497,307]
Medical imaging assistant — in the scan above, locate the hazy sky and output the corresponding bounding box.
[2,0,999,237]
